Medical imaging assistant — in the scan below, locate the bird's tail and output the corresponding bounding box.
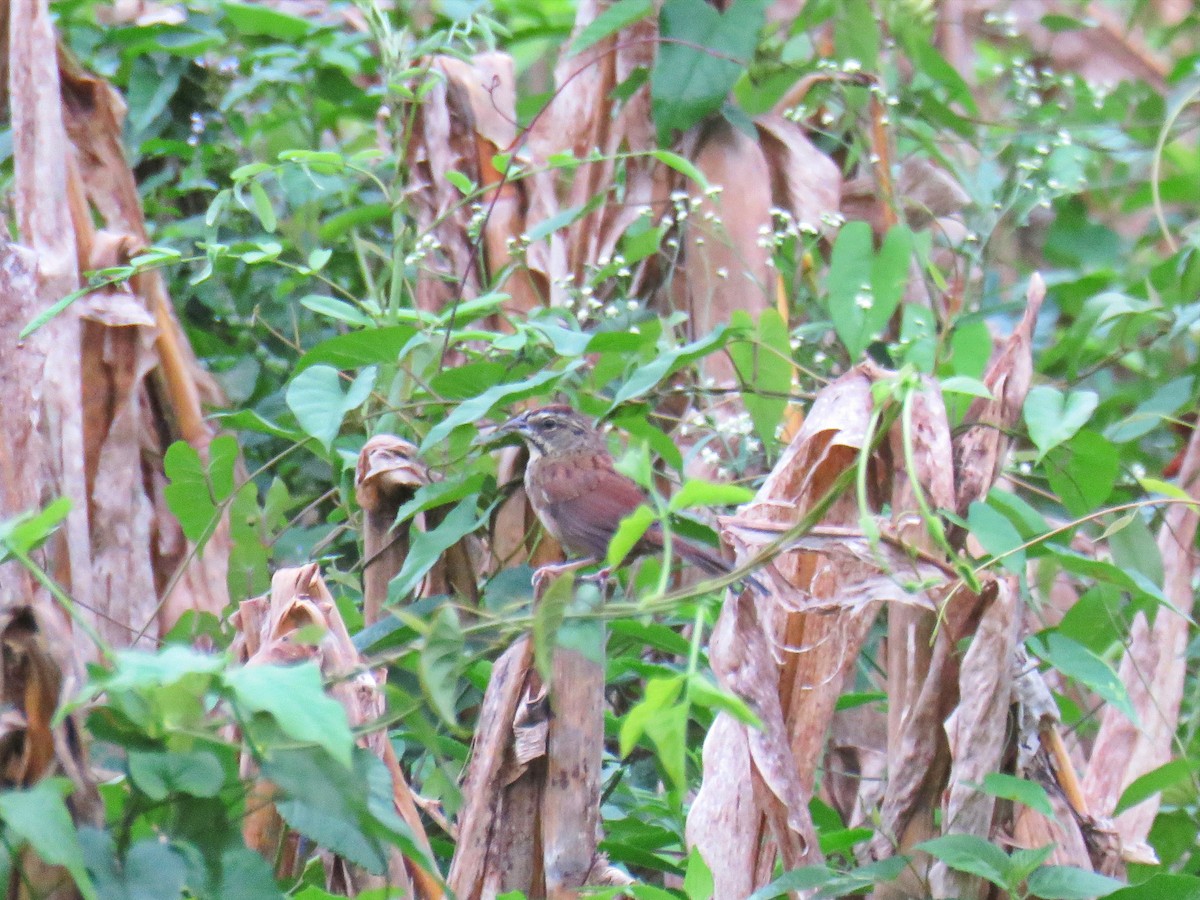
[673,534,765,594]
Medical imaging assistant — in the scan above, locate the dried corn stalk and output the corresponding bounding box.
[2,0,230,653]
[232,564,443,898]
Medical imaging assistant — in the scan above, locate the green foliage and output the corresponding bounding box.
[13,0,1200,894]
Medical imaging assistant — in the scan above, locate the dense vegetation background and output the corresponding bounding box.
[1,0,1199,897]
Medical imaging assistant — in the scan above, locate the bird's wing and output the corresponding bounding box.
[537,454,648,558]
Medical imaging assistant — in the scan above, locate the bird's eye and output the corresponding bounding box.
[542,419,558,429]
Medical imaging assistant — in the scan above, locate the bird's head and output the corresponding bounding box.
[495,405,607,459]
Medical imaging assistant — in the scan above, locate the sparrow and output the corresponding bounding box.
[494,404,752,587]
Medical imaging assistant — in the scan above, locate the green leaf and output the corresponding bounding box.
[834,0,879,70]
[978,773,1054,817]
[388,497,487,600]
[265,747,404,876]
[611,327,728,406]
[607,505,655,568]
[669,479,755,511]
[571,0,653,56]
[285,364,378,451]
[968,500,1025,572]
[420,606,465,726]
[649,149,709,190]
[0,497,71,559]
[226,662,354,766]
[727,308,793,449]
[420,360,584,451]
[162,435,240,547]
[1028,632,1136,724]
[223,1,311,39]
[940,375,992,398]
[651,0,767,138]
[1024,386,1099,461]
[1045,430,1119,517]
[299,294,372,326]
[619,674,684,761]
[248,180,276,232]
[1105,375,1193,443]
[746,866,837,899]
[918,833,1012,889]
[127,749,225,801]
[1114,758,1194,816]
[295,325,419,373]
[80,833,188,900]
[1026,866,1124,899]
[1105,874,1200,899]
[687,673,762,728]
[0,780,96,900]
[825,221,874,359]
[683,847,714,900]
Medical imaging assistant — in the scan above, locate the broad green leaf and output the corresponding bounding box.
[687,673,762,728]
[619,674,684,759]
[1028,632,1136,724]
[746,866,838,899]
[0,780,96,900]
[1026,866,1124,899]
[967,500,1025,572]
[651,0,767,138]
[299,294,372,326]
[940,376,993,398]
[1024,386,1099,460]
[223,1,311,39]
[978,773,1054,817]
[1114,758,1194,816]
[683,847,714,900]
[420,606,465,726]
[1105,874,1200,899]
[420,360,584,451]
[266,747,391,875]
[825,221,874,358]
[649,149,709,189]
[163,437,239,545]
[127,749,225,801]
[571,0,653,56]
[727,308,793,449]
[388,498,487,599]
[79,832,188,900]
[1045,430,1119,516]
[1105,375,1193,443]
[285,364,378,451]
[294,325,418,373]
[918,833,1011,889]
[646,700,688,791]
[833,0,879,70]
[611,328,728,406]
[227,662,354,766]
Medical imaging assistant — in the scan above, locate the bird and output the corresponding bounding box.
[494,404,755,590]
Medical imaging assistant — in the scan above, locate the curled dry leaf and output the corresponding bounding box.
[355,434,483,622]
[1083,404,1200,847]
[931,578,1019,898]
[691,366,890,896]
[233,564,442,898]
[952,273,1045,527]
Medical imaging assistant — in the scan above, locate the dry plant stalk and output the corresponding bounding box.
[2,0,230,652]
[232,564,443,898]
[0,604,100,900]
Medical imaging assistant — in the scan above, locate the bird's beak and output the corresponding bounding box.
[475,412,526,446]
